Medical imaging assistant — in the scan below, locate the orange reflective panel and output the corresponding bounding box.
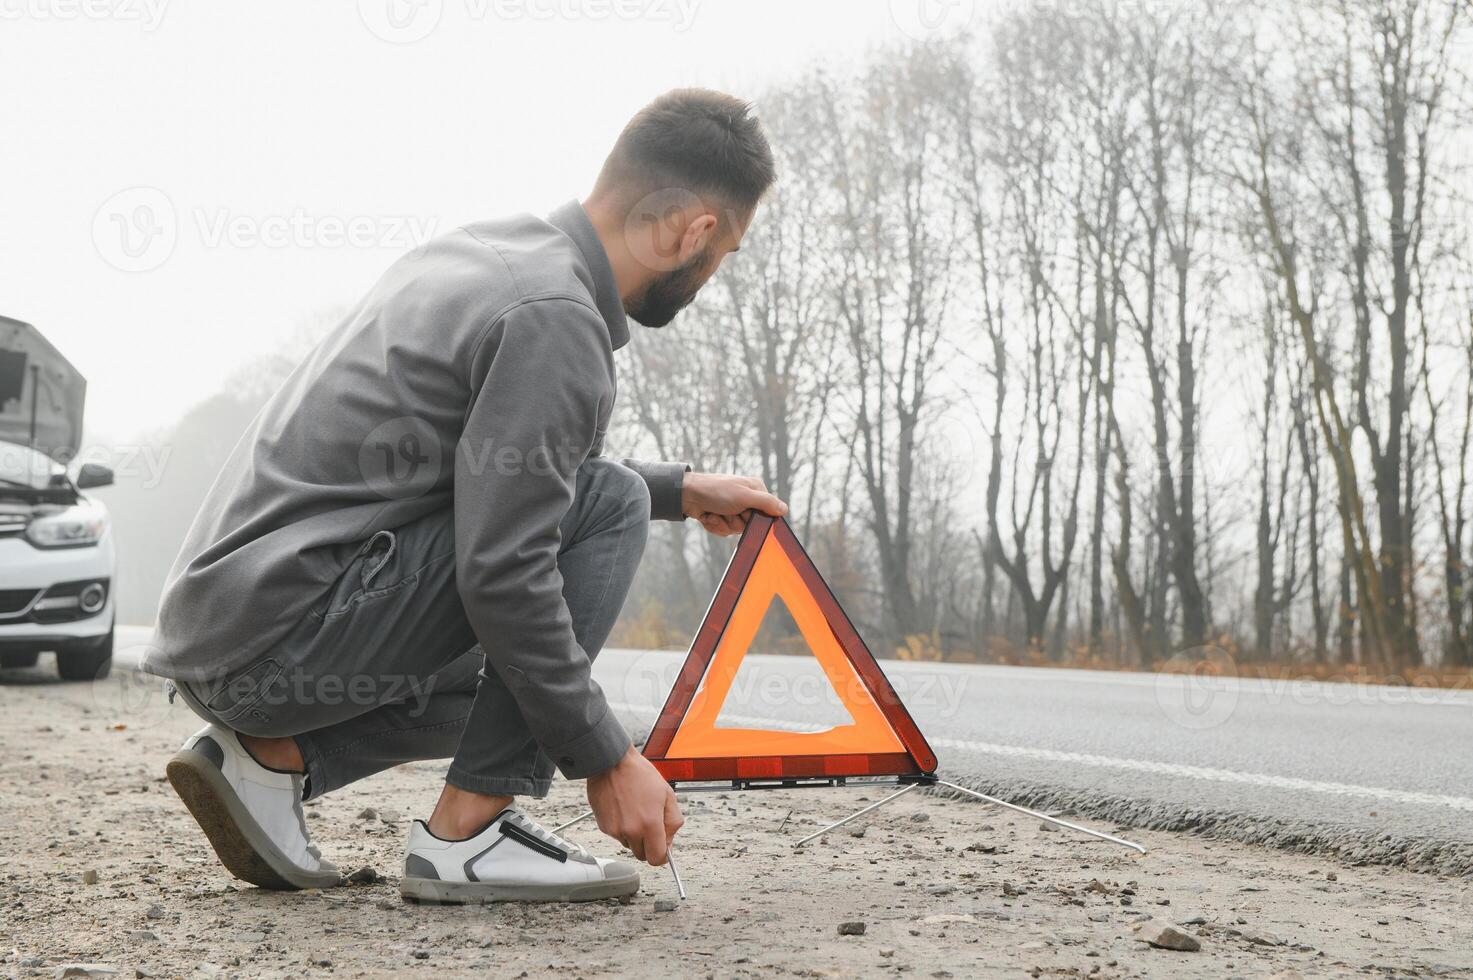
[666,532,904,758]
[643,515,938,784]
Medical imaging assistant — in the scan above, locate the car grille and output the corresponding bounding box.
[0,581,108,622]
[0,514,26,537]
[0,589,39,616]
[29,580,108,624]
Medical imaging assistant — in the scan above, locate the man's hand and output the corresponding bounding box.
[586,745,684,866]
[682,472,788,536]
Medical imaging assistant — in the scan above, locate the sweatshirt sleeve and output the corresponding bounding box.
[617,458,688,522]
[454,298,631,779]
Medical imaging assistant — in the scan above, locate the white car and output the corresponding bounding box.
[0,439,116,679]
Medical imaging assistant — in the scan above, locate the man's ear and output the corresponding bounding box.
[679,212,719,264]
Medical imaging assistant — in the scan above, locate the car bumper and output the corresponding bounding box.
[0,533,116,645]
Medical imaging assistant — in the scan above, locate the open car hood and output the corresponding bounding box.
[0,315,86,462]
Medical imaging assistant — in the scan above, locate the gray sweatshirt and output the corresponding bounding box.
[147,200,686,777]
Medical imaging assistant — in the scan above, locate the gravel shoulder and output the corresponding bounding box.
[3,662,1472,979]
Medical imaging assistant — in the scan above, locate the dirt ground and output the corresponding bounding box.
[3,664,1472,979]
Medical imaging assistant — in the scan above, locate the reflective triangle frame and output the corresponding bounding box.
[643,514,938,784]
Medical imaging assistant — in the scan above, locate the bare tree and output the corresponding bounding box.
[1282,0,1461,665]
[1291,359,1333,660]
[706,83,841,522]
[1250,304,1304,657]
[1421,300,1473,666]
[1113,2,1230,652]
[609,6,1470,670]
[816,47,958,650]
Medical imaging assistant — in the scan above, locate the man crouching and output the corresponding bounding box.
[146,89,785,903]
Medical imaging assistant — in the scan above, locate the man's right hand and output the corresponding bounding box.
[586,745,684,866]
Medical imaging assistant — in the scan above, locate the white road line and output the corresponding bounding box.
[606,648,1473,708]
[607,702,1473,814]
[925,739,1473,813]
[111,636,1473,813]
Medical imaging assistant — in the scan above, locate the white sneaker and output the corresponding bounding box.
[166,724,340,890]
[400,806,639,904]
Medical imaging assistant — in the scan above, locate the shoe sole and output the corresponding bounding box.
[166,747,341,891]
[399,871,640,904]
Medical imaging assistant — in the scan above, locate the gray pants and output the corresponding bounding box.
[176,457,649,800]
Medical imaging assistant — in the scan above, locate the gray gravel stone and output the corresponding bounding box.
[1133,920,1201,952]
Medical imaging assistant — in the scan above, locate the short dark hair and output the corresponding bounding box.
[596,88,776,214]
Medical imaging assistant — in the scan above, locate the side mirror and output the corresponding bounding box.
[76,463,114,490]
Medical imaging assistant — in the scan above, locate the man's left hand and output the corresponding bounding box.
[681,472,787,536]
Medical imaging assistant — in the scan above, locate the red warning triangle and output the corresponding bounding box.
[643,514,938,784]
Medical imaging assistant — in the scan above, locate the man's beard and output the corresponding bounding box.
[626,254,707,329]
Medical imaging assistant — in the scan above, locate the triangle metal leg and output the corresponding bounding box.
[666,846,688,900]
[553,808,594,834]
[791,783,920,848]
[933,779,1147,854]
[554,807,686,898]
[789,779,1147,855]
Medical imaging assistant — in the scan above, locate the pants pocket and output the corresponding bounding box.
[204,658,283,724]
[311,530,399,621]
[359,529,397,588]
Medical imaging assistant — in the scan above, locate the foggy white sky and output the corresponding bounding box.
[2,0,981,442]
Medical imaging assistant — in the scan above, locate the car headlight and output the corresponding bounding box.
[25,505,108,548]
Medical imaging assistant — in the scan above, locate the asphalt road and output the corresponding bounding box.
[111,627,1473,867]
